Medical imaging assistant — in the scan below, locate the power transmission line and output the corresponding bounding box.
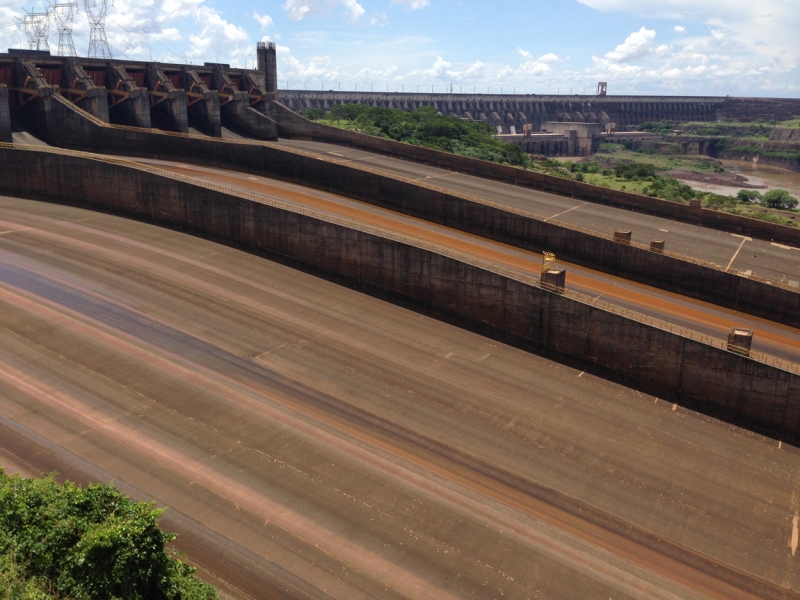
[18,10,51,51]
[50,0,78,56]
[84,0,111,58]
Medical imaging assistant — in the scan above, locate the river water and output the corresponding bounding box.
[679,160,800,199]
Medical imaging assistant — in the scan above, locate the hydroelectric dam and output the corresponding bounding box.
[2,41,800,600]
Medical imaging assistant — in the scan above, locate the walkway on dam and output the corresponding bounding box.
[0,195,797,600]
[276,139,800,286]
[140,157,800,363]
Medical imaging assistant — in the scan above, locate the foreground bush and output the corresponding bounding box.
[0,469,217,600]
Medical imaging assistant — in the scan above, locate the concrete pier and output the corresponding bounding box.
[211,64,277,140]
[0,85,10,143]
[62,57,109,122]
[105,65,151,128]
[145,63,188,133]
[257,41,277,101]
[181,69,221,137]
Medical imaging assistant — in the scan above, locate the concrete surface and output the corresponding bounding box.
[0,85,10,143]
[9,97,799,327]
[1,195,800,599]
[2,146,798,443]
[145,158,800,363]
[277,138,800,284]
[266,102,800,246]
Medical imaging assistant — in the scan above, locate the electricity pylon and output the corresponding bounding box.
[19,10,51,51]
[50,1,78,56]
[84,0,112,58]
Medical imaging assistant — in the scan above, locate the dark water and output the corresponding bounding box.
[719,160,800,199]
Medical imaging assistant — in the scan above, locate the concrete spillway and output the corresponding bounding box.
[2,144,799,447]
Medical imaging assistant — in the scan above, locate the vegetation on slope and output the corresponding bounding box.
[302,104,799,226]
[0,469,217,600]
[303,104,532,167]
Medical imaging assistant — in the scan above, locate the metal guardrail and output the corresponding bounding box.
[2,143,798,375]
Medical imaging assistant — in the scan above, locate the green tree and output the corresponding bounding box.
[303,108,326,121]
[736,189,762,204]
[330,103,370,121]
[705,194,737,210]
[319,103,532,167]
[0,470,217,600]
[762,189,799,210]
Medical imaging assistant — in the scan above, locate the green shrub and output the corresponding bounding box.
[0,470,217,600]
[302,108,326,121]
[739,209,798,227]
[762,189,798,210]
[705,194,737,210]
[640,176,696,203]
[317,104,532,167]
[737,189,762,204]
[615,163,657,179]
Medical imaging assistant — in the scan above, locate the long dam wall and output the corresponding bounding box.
[1,145,799,443]
[12,93,800,329]
[277,91,800,133]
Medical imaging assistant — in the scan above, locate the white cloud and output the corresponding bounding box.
[282,0,365,22]
[674,25,686,34]
[708,28,727,47]
[157,0,205,23]
[0,0,25,45]
[369,10,388,25]
[253,11,273,30]
[516,47,533,60]
[652,44,671,58]
[576,0,799,80]
[187,5,250,65]
[391,0,429,9]
[517,48,560,70]
[276,44,347,85]
[604,26,656,62]
[401,56,488,83]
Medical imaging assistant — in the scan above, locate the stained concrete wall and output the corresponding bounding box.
[106,66,151,129]
[1,146,798,443]
[265,101,800,246]
[221,97,277,140]
[0,85,10,143]
[18,94,800,329]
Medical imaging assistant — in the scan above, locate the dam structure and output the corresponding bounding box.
[2,41,800,598]
[277,90,800,134]
[0,42,279,141]
[278,90,725,133]
[1,41,800,143]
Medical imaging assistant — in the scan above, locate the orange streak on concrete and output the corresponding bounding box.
[156,164,800,358]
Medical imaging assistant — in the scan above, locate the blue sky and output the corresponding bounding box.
[1,0,798,97]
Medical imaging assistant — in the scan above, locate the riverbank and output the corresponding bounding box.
[674,160,800,199]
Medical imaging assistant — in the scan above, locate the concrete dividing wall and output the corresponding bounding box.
[17,94,800,329]
[1,146,798,443]
[265,101,800,246]
[221,99,277,140]
[0,86,10,143]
